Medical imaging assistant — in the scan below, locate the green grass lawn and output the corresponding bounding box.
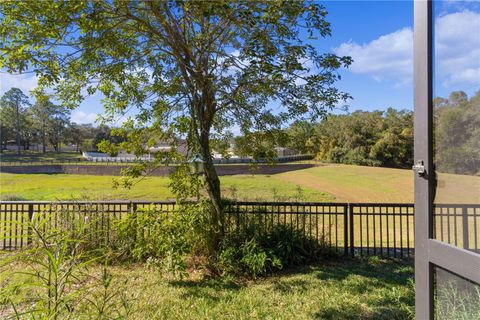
[2,158,478,203]
[1,164,415,202]
[0,164,417,202]
[0,173,334,202]
[0,257,414,320]
[275,164,414,203]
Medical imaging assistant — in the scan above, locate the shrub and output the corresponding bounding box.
[216,211,332,278]
[111,201,210,276]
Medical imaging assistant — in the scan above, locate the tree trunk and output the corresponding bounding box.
[42,133,46,153]
[200,134,224,253]
[15,105,21,155]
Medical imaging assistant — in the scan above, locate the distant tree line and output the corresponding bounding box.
[282,108,414,168]
[0,87,122,154]
[2,87,477,175]
[434,91,479,175]
[281,90,478,172]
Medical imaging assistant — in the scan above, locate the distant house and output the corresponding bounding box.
[212,146,241,159]
[148,140,189,156]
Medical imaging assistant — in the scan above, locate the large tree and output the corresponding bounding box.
[0,88,31,154]
[1,1,351,245]
[285,120,315,154]
[65,123,99,153]
[30,92,70,153]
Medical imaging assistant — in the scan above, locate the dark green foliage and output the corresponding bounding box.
[434,91,480,175]
[93,125,126,155]
[0,89,95,154]
[289,108,414,168]
[0,88,30,154]
[283,90,479,172]
[111,202,211,276]
[284,120,315,154]
[110,201,331,279]
[216,212,331,278]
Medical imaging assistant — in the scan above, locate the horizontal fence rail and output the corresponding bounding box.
[1,201,479,259]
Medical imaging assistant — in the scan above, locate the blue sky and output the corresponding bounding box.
[324,0,414,111]
[1,1,478,124]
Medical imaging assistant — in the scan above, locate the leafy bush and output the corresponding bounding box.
[111,201,210,276]
[216,236,281,278]
[216,213,332,278]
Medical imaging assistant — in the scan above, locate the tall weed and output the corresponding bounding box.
[0,211,131,319]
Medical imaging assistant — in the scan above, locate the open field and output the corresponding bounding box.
[0,256,414,320]
[2,164,478,203]
[0,164,411,202]
[275,165,414,203]
[0,172,334,202]
[1,164,414,202]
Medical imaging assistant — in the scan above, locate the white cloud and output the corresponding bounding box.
[0,73,39,95]
[334,10,480,90]
[71,110,98,124]
[335,27,413,86]
[434,10,480,88]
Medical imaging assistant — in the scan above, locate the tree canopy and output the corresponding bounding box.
[282,108,414,168]
[434,90,480,175]
[1,0,352,247]
[0,88,30,154]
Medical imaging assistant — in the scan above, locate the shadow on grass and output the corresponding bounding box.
[270,257,413,320]
[168,277,244,301]
[314,257,413,284]
[167,258,414,319]
[309,257,414,320]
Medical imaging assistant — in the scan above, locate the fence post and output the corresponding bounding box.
[349,204,354,257]
[130,201,138,242]
[343,205,348,256]
[462,206,469,251]
[27,203,34,245]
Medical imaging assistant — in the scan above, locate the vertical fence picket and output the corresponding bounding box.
[343,205,348,256]
[462,206,469,250]
[27,203,33,245]
[349,204,355,257]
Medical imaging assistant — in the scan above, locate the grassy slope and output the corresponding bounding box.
[13,164,479,203]
[0,173,334,202]
[0,164,417,202]
[0,258,414,320]
[435,172,480,204]
[275,165,413,203]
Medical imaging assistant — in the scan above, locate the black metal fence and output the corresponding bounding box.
[1,201,479,258]
[434,204,480,252]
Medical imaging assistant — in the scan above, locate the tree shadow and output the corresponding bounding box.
[309,258,414,320]
[166,258,414,318]
[314,257,413,286]
[168,276,244,302]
